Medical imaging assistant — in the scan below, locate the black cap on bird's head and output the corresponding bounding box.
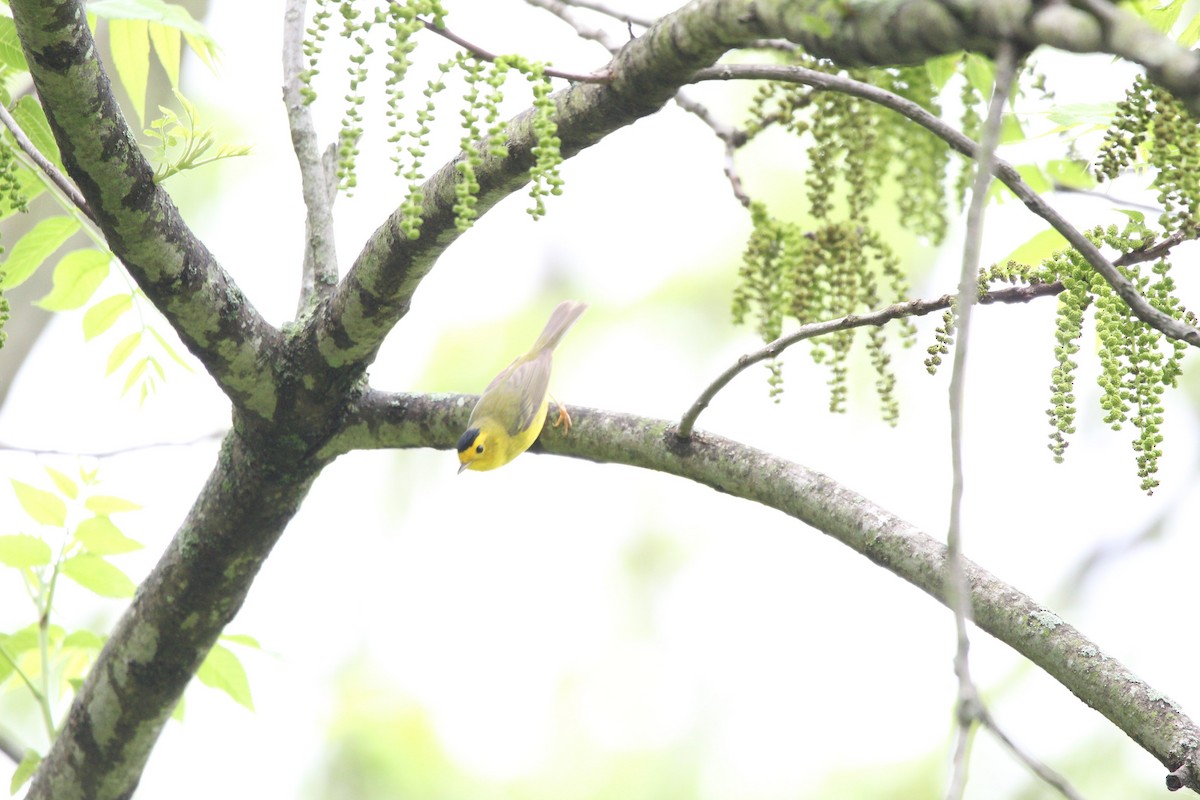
[457,427,483,473]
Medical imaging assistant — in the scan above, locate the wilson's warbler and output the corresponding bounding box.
[457,300,588,472]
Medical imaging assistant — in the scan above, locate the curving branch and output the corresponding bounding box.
[328,391,1200,793]
[693,63,1200,350]
[9,0,283,420]
[11,0,1200,797]
[678,282,1063,437]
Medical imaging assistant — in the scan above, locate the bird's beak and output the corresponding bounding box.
[457,461,469,474]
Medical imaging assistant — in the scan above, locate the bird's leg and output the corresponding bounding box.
[549,395,572,436]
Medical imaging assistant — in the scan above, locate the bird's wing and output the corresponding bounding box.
[478,352,552,436]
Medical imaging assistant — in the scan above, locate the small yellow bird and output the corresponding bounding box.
[457,300,588,473]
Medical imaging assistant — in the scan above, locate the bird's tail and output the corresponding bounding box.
[530,300,588,354]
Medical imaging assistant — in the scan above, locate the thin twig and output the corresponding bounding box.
[526,0,753,204]
[979,709,1087,800]
[0,103,94,223]
[418,17,610,83]
[283,0,338,315]
[945,41,1018,800]
[0,429,227,458]
[554,0,656,28]
[676,282,1063,437]
[524,0,625,51]
[692,64,1200,350]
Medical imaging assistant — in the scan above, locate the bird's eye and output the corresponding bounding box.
[475,444,484,454]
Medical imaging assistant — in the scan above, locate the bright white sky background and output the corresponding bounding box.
[2,1,1200,798]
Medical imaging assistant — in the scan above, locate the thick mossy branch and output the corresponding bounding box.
[26,427,329,800]
[9,0,283,420]
[330,390,1200,793]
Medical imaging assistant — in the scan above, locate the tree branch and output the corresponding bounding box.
[945,40,1022,800]
[693,63,1200,349]
[0,101,93,222]
[9,0,284,420]
[284,0,339,315]
[418,16,610,83]
[678,282,1063,437]
[327,390,1200,794]
[24,430,329,800]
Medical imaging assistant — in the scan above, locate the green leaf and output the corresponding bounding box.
[963,53,994,95]
[10,749,41,795]
[1001,227,1069,267]
[1045,159,1096,190]
[924,53,961,91]
[1015,164,1051,194]
[109,18,150,125]
[1046,102,1119,129]
[1117,208,1147,224]
[85,495,142,515]
[60,553,135,598]
[62,629,104,650]
[44,466,79,499]
[36,249,112,311]
[0,15,28,71]
[83,293,134,340]
[12,480,67,527]
[196,642,254,710]
[90,0,214,38]
[107,331,142,375]
[0,216,80,290]
[12,95,64,171]
[75,516,143,554]
[1000,113,1025,144]
[148,21,181,87]
[149,325,194,370]
[220,633,261,649]
[1180,12,1200,45]
[0,534,52,568]
[122,356,150,396]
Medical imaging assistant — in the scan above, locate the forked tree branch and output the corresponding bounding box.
[328,391,1200,793]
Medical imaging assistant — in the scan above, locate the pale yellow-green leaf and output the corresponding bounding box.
[148,325,193,370]
[148,21,181,87]
[109,18,150,125]
[60,553,135,598]
[196,642,254,710]
[0,15,28,71]
[44,466,79,499]
[0,216,80,290]
[75,516,143,555]
[0,534,52,568]
[36,249,112,311]
[122,356,150,396]
[11,480,67,527]
[221,633,261,649]
[83,293,134,341]
[10,749,40,795]
[12,95,64,171]
[1001,228,1069,268]
[107,331,142,375]
[85,495,142,515]
[62,629,104,650]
